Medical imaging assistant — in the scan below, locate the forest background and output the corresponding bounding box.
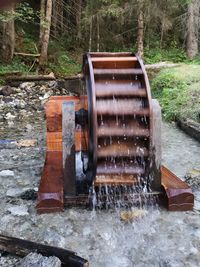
[0,0,200,123]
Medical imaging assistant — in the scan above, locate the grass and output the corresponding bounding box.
[144,48,188,64]
[0,57,30,76]
[47,52,82,77]
[151,64,200,123]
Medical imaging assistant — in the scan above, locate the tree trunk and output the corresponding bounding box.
[52,0,58,37]
[89,16,93,52]
[39,0,46,44]
[39,0,53,67]
[76,0,82,41]
[137,9,144,59]
[186,0,200,59]
[1,4,15,63]
[59,0,64,33]
[97,14,100,52]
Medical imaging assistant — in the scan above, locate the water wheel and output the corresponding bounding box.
[83,52,161,196]
[37,52,194,213]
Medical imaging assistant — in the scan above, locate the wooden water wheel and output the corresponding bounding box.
[83,52,156,191]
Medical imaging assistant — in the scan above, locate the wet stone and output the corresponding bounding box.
[0,170,14,177]
[20,189,37,200]
[185,168,200,190]
[17,253,61,267]
[7,205,29,216]
[6,188,24,197]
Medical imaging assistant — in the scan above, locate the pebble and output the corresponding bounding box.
[185,168,200,190]
[0,170,14,177]
[5,112,16,120]
[7,205,29,216]
[20,82,36,90]
[0,85,15,96]
[6,188,24,197]
[17,253,61,267]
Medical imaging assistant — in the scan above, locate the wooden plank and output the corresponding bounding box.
[161,165,194,211]
[45,96,88,118]
[62,101,76,196]
[91,57,138,69]
[0,234,89,267]
[96,99,149,116]
[95,174,138,186]
[91,57,137,62]
[37,151,64,213]
[94,68,143,75]
[46,130,88,152]
[97,142,149,158]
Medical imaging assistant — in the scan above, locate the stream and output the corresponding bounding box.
[0,83,200,267]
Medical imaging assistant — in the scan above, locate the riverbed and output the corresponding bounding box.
[0,82,200,267]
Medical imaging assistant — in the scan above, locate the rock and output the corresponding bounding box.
[0,86,15,96]
[25,124,33,132]
[48,81,58,88]
[0,170,14,177]
[20,189,37,200]
[20,82,36,90]
[39,91,53,101]
[4,97,13,103]
[185,168,200,190]
[8,205,29,216]
[6,188,24,197]
[15,88,22,93]
[120,208,147,223]
[17,253,61,267]
[5,112,16,120]
[16,139,37,148]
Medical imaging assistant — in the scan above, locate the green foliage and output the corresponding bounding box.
[0,57,30,75]
[145,48,188,64]
[15,2,35,23]
[151,65,200,122]
[48,53,81,77]
[21,37,38,54]
[0,2,35,23]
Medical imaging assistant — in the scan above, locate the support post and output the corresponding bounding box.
[62,101,76,196]
[149,99,162,191]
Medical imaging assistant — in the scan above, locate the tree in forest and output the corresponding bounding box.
[1,3,15,63]
[39,0,52,67]
[186,0,200,59]
[137,6,144,58]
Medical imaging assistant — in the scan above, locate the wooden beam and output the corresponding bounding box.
[161,165,194,211]
[0,234,89,267]
[14,52,40,57]
[62,101,76,196]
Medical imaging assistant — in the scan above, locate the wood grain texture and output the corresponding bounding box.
[161,165,194,211]
[0,234,89,267]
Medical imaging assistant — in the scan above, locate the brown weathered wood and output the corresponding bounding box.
[62,101,76,196]
[37,96,88,213]
[95,174,139,186]
[0,234,89,267]
[14,52,40,57]
[37,151,64,213]
[161,165,194,211]
[6,74,55,82]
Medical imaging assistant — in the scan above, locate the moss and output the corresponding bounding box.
[151,64,200,123]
